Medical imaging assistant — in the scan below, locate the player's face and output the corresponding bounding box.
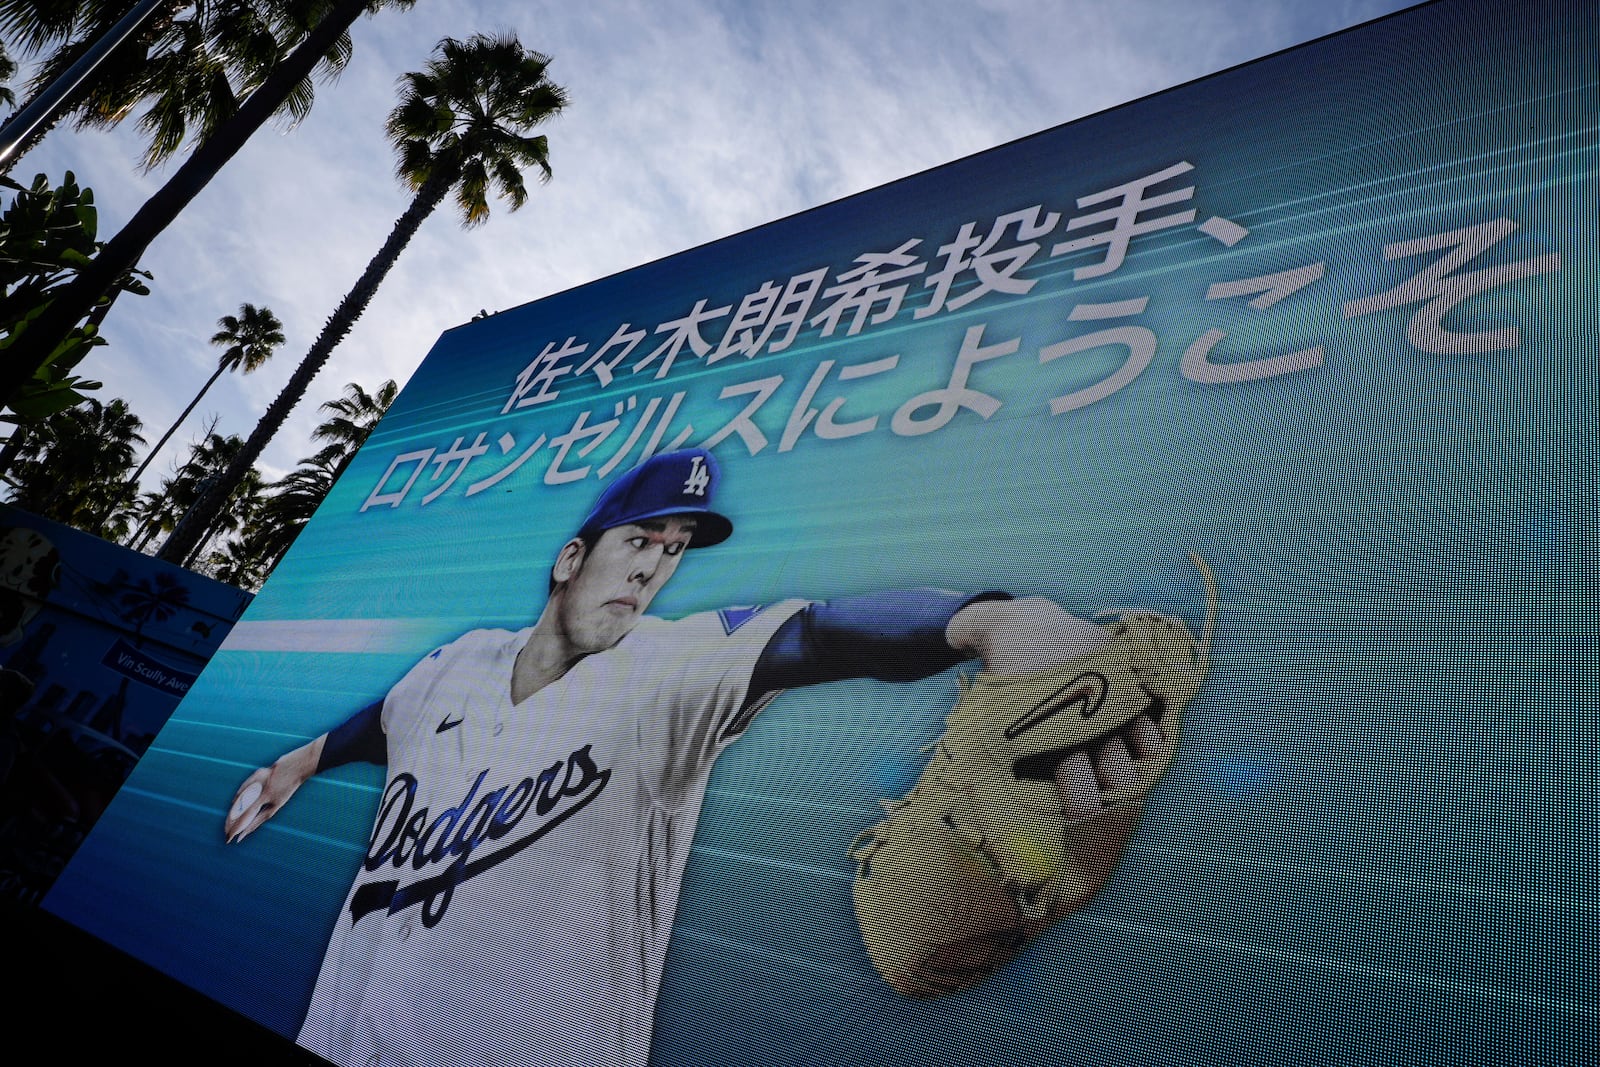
[556,517,696,653]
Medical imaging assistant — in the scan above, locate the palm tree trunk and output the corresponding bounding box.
[97,362,226,530]
[157,168,456,564]
[0,0,374,412]
[183,484,244,568]
[181,524,213,569]
[132,516,165,553]
[265,528,303,573]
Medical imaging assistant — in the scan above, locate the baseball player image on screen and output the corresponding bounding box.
[224,447,1216,1067]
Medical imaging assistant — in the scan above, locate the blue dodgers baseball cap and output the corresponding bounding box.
[575,448,733,548]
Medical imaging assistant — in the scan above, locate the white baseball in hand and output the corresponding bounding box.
[231,781,263,820]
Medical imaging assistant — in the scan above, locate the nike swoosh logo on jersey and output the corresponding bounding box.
[436,716,464,733]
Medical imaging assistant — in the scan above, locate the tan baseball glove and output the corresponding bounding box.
[851,554,1218,997]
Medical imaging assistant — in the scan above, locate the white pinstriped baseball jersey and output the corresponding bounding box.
[297,600,807,1067]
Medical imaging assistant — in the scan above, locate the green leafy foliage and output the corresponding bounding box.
[3,395,145,538]
[0,172,151,419]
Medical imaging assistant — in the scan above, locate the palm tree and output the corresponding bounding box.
[182,460,263,568]
[103,301,282,527]
[125,487,169,552]
[157,32,567,564]
[243,441,342,575]
[200,376,395,585]
[125,425,228,550]
[0,0,396,411]
[204,528,273,589]
[311,377,396,476]
[125,429,261,564]
[0,37,17,110]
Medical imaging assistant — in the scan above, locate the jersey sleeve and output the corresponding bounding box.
[316,699,385,770]
[315,639,466,772]
[745,588,1011,702]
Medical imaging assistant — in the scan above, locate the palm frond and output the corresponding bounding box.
[386,31,568,227]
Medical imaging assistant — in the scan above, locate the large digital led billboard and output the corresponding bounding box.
[43,0,1593,1063]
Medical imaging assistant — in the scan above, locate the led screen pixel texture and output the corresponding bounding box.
[47,0,1593,1063]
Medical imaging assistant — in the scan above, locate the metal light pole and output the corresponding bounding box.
[0,0,170,168]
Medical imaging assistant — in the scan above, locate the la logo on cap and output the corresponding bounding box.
[683,455,710,498]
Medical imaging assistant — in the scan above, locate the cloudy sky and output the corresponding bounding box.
[17,0,1416,489]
